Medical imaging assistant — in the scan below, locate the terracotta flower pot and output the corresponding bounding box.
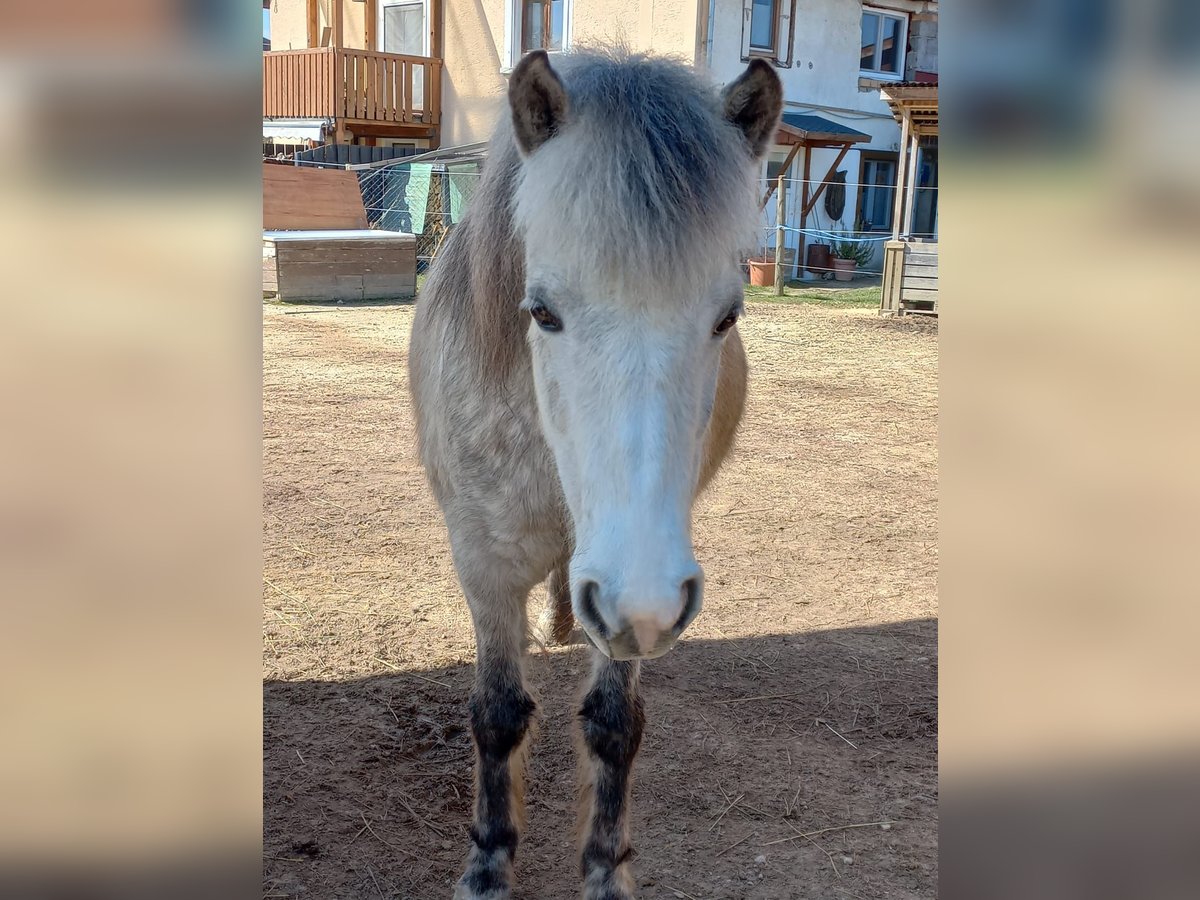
[831,257,856,282]
[747,257,774,287]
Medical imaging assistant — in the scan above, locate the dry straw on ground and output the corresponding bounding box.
[264,299,938,899]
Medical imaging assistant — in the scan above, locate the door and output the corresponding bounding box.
[379,0,428,109]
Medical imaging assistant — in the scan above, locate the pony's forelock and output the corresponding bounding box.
[510,48,759,298]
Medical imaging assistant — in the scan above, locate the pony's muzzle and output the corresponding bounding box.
[573,575,703,660]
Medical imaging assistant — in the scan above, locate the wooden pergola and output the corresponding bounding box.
[879,83,939,315]
[761,113,870,290]
[880,83,938,240]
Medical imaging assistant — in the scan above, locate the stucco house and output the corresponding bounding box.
[264,0,937,263]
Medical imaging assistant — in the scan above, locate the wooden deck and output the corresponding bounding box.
[263,48,441,136]
[881,240,938,316]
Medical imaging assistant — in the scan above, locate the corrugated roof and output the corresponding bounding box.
[777,113,871,146]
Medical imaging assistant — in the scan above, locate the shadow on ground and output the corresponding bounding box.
[265,618,937,900]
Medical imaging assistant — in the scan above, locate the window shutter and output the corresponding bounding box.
[776,0,794,66]
[740,0,753,60]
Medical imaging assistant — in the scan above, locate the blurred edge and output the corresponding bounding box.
[944,1,1200,898]
[0,2,263,899]
[1,0,1199,898]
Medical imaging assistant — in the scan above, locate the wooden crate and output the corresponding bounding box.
[263,230,417,302]
[881,240,938,316]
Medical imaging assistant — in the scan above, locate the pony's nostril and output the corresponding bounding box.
[675,577,702,633]
[578,579,608,639]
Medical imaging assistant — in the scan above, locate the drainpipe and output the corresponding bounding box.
[705,0,716,67]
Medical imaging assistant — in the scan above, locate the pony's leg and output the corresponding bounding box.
[455,579,536,900]
[534,558,575,646]
[578,652,645,900]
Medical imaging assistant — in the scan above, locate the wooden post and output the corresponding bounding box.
[797,146,811,281]
[903,130,920,239]
[774,173,786,296]
[332,0,344,49]
[759,142,800,210]
[430,0,444,58]
[891,112,910,241]
[307,0,319,48]
[881,240,905,315]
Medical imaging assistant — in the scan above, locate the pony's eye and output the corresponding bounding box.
[530,302,562,332]
[713,307,740,335]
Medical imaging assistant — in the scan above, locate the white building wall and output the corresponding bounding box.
[704,0,937,273]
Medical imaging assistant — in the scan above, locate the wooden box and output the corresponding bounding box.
[263,230,417,302]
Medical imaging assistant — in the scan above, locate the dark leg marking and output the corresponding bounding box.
[578,656,645,900]
[456,654,536,900]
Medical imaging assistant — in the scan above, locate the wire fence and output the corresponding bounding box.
[753,174,938,282]
[354,163,483,271]
[265,154,484,272]
[264,156,935,283]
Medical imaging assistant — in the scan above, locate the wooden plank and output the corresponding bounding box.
[900,287,938,302]
[905,251,938,266]
[366,53,377,120]
[278,273,364,302]
[901,275,938,290]
[274,238,415,254]
[361,274,417,298]
[358,52,368,119]
[902,260,940,274]
[276,248,415,265]
[397,59,407,122]
[880,242,905,314]
[278,249,413,265]
[430,60,441,125]
[263,164,369,230]
[307,0,319,47]
[376,54,385,122]
[279,261,414,278]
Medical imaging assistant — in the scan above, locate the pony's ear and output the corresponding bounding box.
[509,50,569,156]
[721,59,783,159]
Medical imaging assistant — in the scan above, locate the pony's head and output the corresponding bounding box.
[507,49,781,660]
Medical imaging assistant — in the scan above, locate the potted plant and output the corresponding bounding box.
[746,251,774,287]
[830,239,873,282]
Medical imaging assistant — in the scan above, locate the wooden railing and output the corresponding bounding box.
[263,48,442,125]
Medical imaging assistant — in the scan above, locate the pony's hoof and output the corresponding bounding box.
[453,851,513,900]
[453,877,510,900]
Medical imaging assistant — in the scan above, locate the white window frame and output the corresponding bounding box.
[377,0,431,58]
[740,0,794,67]
[859,6,908,81]
[501,0,573,73]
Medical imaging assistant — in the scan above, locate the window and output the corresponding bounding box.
[857,152,898,232]
[380,0,428,107]
[740,0,793,64]
[749,0,779,53]
[521,0,565,53]
[381,0,426,57]
[860,7,907,78]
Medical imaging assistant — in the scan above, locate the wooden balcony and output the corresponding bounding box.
[263,48,441,136]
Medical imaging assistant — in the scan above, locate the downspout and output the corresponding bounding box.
[705,0,716,67]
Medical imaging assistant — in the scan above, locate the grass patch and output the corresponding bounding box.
[744,283,881,309]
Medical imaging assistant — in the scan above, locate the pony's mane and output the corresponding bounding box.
[423,47,759,380]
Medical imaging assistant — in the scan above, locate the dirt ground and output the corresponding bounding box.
[264,298,938,900]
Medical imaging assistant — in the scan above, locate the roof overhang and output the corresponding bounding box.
[880,83,939,136]
[776,113,871,148]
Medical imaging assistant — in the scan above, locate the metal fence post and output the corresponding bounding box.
[774,174,786,296]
